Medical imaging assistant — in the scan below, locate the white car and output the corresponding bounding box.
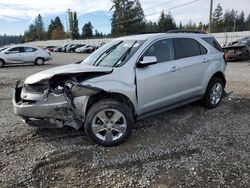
[0,45,51,67]
[75,45,94,53]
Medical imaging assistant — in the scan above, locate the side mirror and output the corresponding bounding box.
[137,56,157,68]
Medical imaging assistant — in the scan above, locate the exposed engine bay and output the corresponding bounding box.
[13,71,108,130]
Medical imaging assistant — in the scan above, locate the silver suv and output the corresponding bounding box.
[13,33,226,146]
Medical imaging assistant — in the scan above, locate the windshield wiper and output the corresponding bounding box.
[113,40,137,67]
[93,41,123,66]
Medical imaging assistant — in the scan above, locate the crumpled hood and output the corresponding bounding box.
[25,64,113,84]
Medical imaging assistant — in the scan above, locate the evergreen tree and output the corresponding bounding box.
[184,20,197,30]
[94,29,104,38]
[47,17,65,39]
[82,22,93,39]
[179,22,183,29]
[224,9,237,32]
[51,27,65,39]
[157,11,176,32]
[34,14,46,40]
[212,4,223,32]
[69,11,80,39]
[246,14,250,30]
[144,21,158,32]
[237,11,246,31]
[0,35,22,46]
[111,0,145,36]
[23,24,36,42]
[54,17,64,30]
[47,20,55,39]
[198,21,203,30]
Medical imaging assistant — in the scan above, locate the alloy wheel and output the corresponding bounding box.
[210,83,223,105]
[91,109,127,142]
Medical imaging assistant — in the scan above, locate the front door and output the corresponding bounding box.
[5,47,24,64]
[136,38,183,115]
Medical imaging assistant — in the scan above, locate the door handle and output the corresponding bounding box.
[170,66,180,72]
[202,58,209,63]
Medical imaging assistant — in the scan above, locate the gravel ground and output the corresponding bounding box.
[0,53,249,187]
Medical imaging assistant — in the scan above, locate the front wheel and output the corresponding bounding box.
[203,77,224,108]
[84,99,133,147]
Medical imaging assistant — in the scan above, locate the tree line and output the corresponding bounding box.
[22,12,108,42]
[211,3,250,32]
[111,0,250,35]
[0,35,22,46]
[1,0,250,45]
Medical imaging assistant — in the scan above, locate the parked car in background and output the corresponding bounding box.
[44,46,56,52]
[223,37,250,61]
[13,32,226,146]
[75,45,94,53]
[66,44,86,53]
[0,45,51,67]
[60,45,70,52]
[62,44,74,52]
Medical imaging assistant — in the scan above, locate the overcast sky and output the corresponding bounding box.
[0,0,249,35]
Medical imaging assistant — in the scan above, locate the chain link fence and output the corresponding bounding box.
[25,31,250,47]
[25,38,114,47]
[212,30,250,47]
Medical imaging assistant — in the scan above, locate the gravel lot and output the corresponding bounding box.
[0,53,249,187]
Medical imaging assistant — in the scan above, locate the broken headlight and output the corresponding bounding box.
[23,84,49,94]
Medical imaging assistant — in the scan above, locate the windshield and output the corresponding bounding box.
[81,39,144,67]
[0,47,8,52]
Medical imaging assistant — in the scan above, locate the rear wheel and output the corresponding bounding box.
[84,99,133,147]
[35,58,44,66]
[241,51,249,61]
[203,77,224,108]
[0,60,4,68]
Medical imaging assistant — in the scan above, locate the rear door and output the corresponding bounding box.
[23,47,38,63]
[136,38,183,115]
[172,38,209,100]
[4,47,24,64]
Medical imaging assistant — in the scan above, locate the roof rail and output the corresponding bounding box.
[167,30,207,34]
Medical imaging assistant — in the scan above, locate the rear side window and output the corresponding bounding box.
[202,37,223,52]
[143,39,175,63]
[173,38,206,59]
[24,47,37,52]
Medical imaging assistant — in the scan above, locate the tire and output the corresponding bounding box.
[84,99,133,147]
[35,58,45,66]
[241,51,249,61]
[203,77,224,109]
[0,60,4,68]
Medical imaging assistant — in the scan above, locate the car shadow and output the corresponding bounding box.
[31,101,203,146]
[134,100,202,129]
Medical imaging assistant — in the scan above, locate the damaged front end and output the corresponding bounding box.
[13,75,102,130]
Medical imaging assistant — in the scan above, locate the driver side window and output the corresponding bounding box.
[143,39,175,63]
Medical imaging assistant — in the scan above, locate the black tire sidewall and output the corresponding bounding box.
[84,99,133,147]
[0,60,4,67]
[204,77,224,109]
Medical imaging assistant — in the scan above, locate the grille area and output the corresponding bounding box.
[23,84,48,94]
